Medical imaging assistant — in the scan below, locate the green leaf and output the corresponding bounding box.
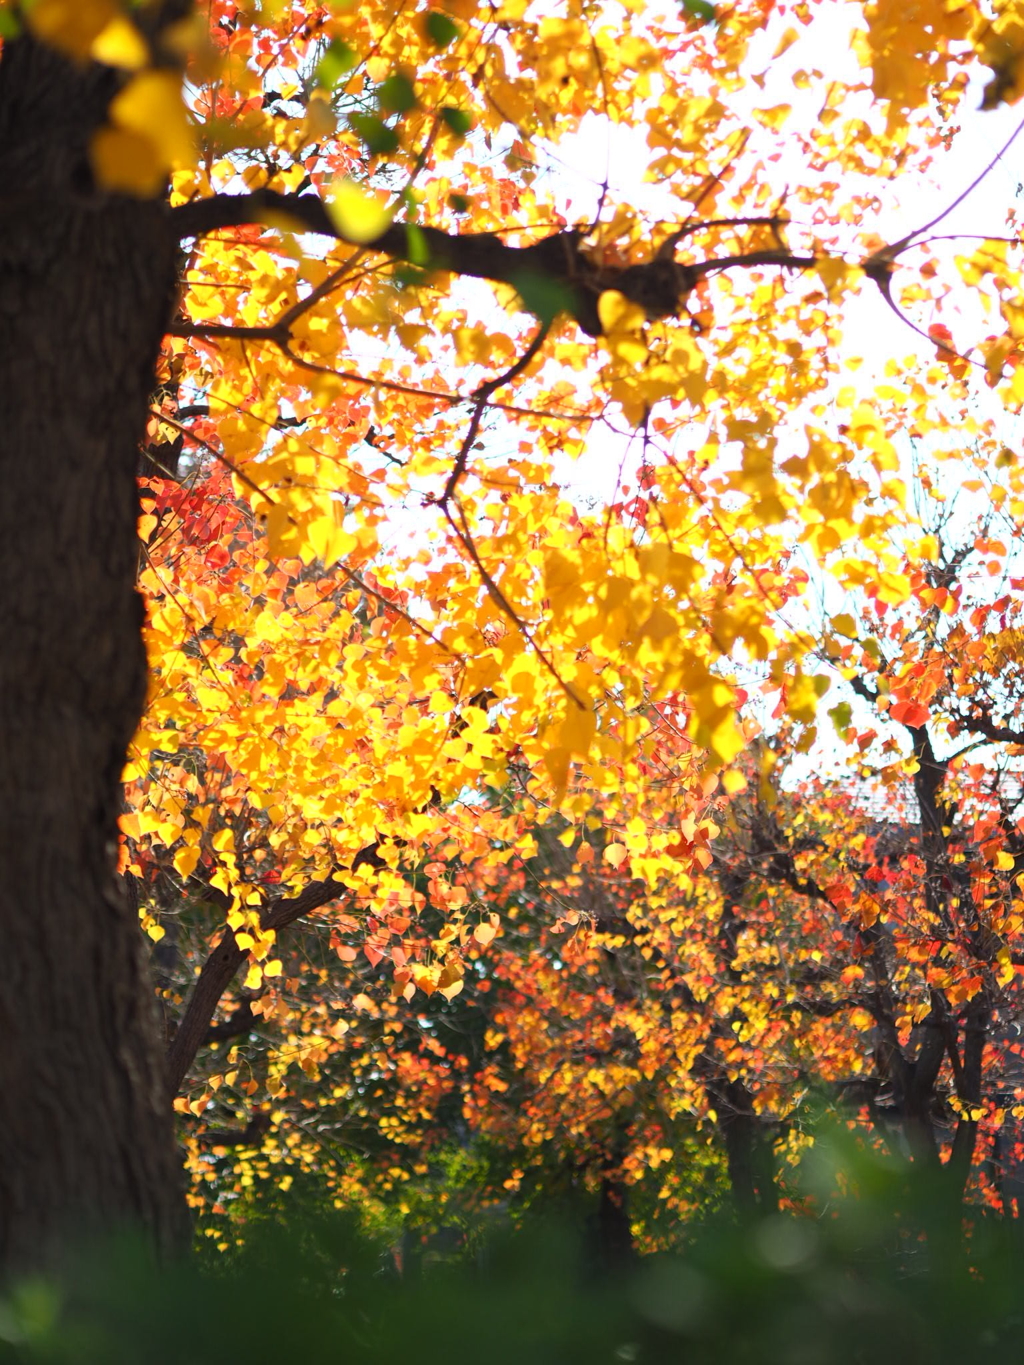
[405,223,430,267]
[378,72,417,115]
[393,264,429,289]
[447,192,471,214]
[425,12,459,47]
[681,0,716,21]
[349,113,400,157]
[513,270,576,324]
[441,107,472,138]
[828,702,852,736]
[316,39,356,88]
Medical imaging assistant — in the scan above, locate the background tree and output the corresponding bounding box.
[168,450,1024,1247]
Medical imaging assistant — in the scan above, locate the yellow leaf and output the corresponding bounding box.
[173,845,201,880]
[328,177,394,245]
[998,947,1015,986]
[543,744,571,795]
[786,673,826,723]
[263,959,283,978]
[816,256,854,297]
[707,712,745,765]
[995,850,1015,871]
[604,843,628,869]
[91,127,166,198]
[721,769,747,795]
[598,290,646,336]
[753,104,791,131]
[26,0,116,58]
[91,14,149,68]
[244,964,263,990]
[772,27,799,57]
[412,963,440,995]
[305,514,357,569]
[110,70,195,168]
[559,700,595,755]
[454,326,490,364]
[673,96,725,151]
[119,811,141,839]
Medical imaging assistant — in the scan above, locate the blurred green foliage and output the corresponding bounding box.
[2,1130,1023,1364]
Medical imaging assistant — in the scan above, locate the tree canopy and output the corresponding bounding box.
[6,0,1024,1270]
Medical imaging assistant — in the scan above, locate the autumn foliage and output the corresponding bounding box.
[11,0,1024,1267]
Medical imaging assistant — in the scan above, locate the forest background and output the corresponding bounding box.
[8,0,1024,1332]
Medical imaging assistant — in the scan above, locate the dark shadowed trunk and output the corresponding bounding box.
[594,1163,635,1274]
[706,1074,778,1217]
[0,36,185,1274]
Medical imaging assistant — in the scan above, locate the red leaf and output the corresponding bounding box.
[889,700,929,727]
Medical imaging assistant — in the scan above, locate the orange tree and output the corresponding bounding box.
[455,465,1024,1233]
[476,461,1024,1231]
[8,0,1024,1273]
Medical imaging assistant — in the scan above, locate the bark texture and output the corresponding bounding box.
[0,37,186,1274]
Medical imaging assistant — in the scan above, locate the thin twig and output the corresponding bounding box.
[871,110,1024,262]
[149,409,278,506]
[440,319,552,506]
[867,273,984,371]
[278,342,593,423]
[443,496,583,707]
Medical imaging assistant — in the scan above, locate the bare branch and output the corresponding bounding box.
[869,111,1024,261]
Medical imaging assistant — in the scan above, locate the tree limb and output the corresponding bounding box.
[168,190,820,337]
[950,704,1024,746]
[165,843,384,1095]
[203,998,256,1045]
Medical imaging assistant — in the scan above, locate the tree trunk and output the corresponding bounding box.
[594,1173,635,1273]
[710,1077,777,1217]
[0,36,185,1274]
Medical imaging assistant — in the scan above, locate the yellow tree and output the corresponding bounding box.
[6,0,1024,1273]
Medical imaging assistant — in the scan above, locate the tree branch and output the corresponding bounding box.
[439,317,551,507]
[203,998,256,1045]
[191,1111,272,1148]
[950,704,1024,746]
[165,844,384,1095]
[168,190,822,337]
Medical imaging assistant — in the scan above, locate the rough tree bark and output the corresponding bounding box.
[0,35,186,1274]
